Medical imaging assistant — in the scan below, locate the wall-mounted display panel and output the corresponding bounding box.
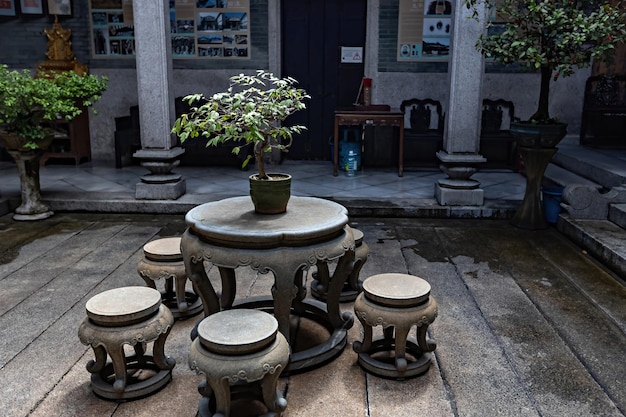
[89,0,250,59]
[397,0,453,62]
[20,0,43,14]
[90,0,134,57]
[0,0,17,16]
[47,0,71,15]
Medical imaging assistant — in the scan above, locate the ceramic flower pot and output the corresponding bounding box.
[510,121,567,149]
[249,173,292,214]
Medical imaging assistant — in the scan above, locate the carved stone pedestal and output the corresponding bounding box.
[353,273,438,380]
[134,148,186,200]
[435,151,486,206]
[78,286,176,400]
[189,309,290,417]
[137,236,202,319]
[311,227,369,302]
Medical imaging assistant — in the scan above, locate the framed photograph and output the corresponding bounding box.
[47,0,71,15]
[19,0,43,14]
[0,0,17,16]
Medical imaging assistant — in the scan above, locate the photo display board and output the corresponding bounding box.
[89,0,250,59]
[397,0,453,61]
[0,0,17,16]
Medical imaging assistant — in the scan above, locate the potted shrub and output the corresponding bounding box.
[0,65,108,220]
[173,70,310,214]
[466,0,626,145]
[464,0,626,229]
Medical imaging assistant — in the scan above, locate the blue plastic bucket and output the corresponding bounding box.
[542,186,564,223]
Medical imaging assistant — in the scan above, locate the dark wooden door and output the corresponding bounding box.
[281,0,366,160]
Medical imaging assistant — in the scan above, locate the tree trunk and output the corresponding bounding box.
[530,66,552,122]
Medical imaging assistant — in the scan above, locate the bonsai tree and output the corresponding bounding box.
[465,0,626,123]
[172,70,310,179]
[0,64,108,148]
[0,65,107,221]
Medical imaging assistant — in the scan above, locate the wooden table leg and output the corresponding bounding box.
[333,116,339,176]
[398,117,404,177]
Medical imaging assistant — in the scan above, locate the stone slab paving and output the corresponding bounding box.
[0,213,624,417]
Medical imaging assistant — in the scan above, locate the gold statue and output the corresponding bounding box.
[38,16,89,75]
[44,19,74,61]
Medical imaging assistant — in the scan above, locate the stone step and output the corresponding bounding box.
[544,163,602,190]
[609,203,626,229]
[557,216,626,284]
[553,142,626,189]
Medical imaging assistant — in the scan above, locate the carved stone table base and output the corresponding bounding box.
[182,196,356,374]
[137,237,202,319]
[189,309,290,417]
[353,273,438,380]
[78,287,176,400]
[312,228,369,302]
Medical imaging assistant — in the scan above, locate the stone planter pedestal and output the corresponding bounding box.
[0,133,54,221]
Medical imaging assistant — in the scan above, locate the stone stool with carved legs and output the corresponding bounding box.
[189,309,290,417]
[353,273,438,379]
[137,236,203,319]
[311,227,369,302]
[78,286,176,400]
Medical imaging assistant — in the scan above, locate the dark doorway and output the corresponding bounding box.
[281,0,367,160]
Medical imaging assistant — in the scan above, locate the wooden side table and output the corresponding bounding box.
[333,109,405,176]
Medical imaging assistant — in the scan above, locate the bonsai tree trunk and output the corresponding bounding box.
[254,141,268,179]
[530,66,552,122]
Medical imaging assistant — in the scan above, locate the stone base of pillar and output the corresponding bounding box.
[435,151,486,206]
[435,182,484,205]
[133,147,186,200]
[136,178,186,200]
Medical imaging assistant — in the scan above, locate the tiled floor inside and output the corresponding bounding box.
[0,159,527,202]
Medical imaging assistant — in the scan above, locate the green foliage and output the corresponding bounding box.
[0,65,108,148]
[172,70,310,179]
[464,0,626,121]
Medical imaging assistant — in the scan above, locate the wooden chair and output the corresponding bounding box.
[400,98,444,167]
[480,98,518,170]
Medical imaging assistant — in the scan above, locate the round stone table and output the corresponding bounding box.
[181,196,356,373]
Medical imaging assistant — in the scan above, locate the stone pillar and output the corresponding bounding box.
[268,0,281,74]
[435,0,486,206]
[132,0,185,200]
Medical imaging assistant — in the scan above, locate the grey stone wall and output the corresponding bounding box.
[2,0,589,164]
[374,0,588,139]
[1,0,269,163]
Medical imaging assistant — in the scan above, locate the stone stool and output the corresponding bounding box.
[311,228,369,302]
[353,273,437,379]
[189,309,290,417]
[78,286,176,400]
[137,236,203,319]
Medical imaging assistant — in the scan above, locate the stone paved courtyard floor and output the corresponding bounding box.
[1,213,625,417]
